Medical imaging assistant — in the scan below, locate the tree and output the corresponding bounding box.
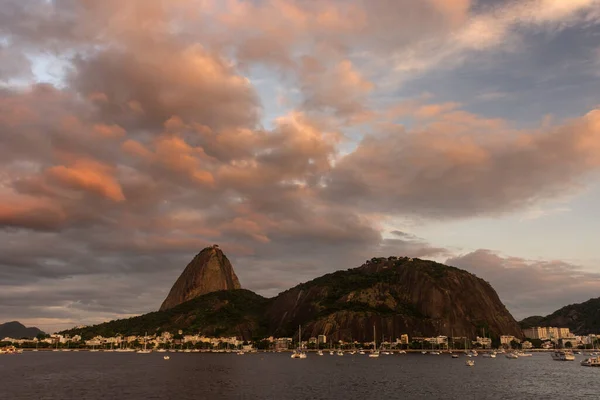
[510,340,520,350]
[565,341,573,349]
[529,339,542,349]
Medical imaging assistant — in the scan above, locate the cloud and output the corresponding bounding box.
[447,249,600,319]
[46,159,126,202]
[325,105,600,218]
[392,0,600,76]
[0,0,598,333]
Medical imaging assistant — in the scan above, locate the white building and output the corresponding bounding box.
[474,336,492,348]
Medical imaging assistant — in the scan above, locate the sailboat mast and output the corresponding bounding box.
[373,325,376,350]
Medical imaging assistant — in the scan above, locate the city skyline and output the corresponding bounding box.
[1,0,600,333]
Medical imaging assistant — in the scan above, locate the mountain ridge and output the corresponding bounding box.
[61,254,522,342]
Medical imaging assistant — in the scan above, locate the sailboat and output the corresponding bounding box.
[137,332,152,354]
[291,325,307,359]
[369,325,380,358]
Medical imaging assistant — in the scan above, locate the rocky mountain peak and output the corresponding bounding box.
[159,245,241,311]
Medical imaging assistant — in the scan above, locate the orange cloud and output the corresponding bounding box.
[0,196,66,230]
[93,124,126,139]
[46,159,126,202]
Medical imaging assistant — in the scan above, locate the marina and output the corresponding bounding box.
[1,350,598,400]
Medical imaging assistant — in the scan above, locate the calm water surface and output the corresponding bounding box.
[1,352,599,399]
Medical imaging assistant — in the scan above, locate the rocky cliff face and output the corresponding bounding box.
[266,257,523,341]
[159,245,241,311]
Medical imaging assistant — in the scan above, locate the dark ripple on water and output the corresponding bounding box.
[1,352,599,400]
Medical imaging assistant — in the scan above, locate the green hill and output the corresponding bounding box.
[62,289,268,341]
[520,297,600,335]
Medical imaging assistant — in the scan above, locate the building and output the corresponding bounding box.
[474,336,492,348]
[523,327,549,340]
[275,338,292,350]
[317,335,327,344]
[399,334,409,345]
[426,336,448,345]
[558,328,572,338]
[561,336,577,347]
[500,335,519,346]
[523,326,572,341]
[521,341,533,349]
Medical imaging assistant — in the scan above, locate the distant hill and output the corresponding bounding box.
[61,253,523,342]
[0,321,44,339]
[520,297,600,335]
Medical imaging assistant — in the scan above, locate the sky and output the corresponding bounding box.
[1,0,600,334]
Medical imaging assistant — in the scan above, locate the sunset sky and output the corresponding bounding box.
[1,0,600,333]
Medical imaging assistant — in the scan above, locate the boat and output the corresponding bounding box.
[337,350,344,356]
[291,350,307,359]
[368,325,380,358]
[0,346,20,354]
[516,351,532,357]
[290,325,307,359]
[430,351,440,355]
[317,350,323,356]
[581,356,600,367]
[329,350,334,356]
[359,350,365,355]
[237,351,245,355]
[397,350,406,354]
[452,354,459,358]
[137,332,152,354]
[505,352,519,359]
[163,355,170,360]
[465,360,475,366]
[551,350,575,361]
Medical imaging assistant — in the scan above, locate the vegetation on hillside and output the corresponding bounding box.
[519,297,600,335]
[61,289,269,340]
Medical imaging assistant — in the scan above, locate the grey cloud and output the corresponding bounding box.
[447,249,600,320]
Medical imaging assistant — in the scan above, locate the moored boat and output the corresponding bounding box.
[551,350,575,361]
[581,357,600,367]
